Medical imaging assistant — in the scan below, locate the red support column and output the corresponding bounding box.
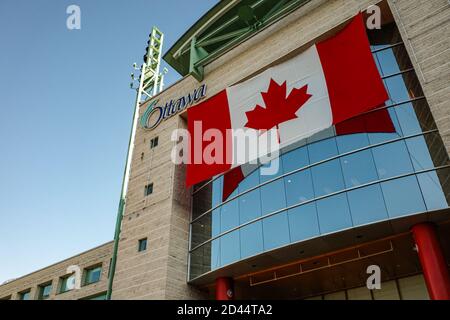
[215,277,234,300]
[412,222,450,300]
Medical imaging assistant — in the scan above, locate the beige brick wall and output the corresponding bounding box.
[110,86,207,298]
[0,241,113,300]
[388,0,450,154]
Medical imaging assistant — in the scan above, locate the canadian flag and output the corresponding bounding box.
[186,13,388,187]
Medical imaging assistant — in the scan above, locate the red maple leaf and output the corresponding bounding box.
[244,78,312,131]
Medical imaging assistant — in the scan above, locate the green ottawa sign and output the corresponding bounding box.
[140,84,207,130]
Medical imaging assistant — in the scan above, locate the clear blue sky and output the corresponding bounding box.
[0,0,218,283]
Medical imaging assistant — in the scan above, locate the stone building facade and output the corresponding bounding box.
[1,0,449,300]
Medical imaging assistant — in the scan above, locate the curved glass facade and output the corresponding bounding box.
[188,23,450,280]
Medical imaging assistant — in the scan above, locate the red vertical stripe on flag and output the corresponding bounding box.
[316,13,388,125]
[186,90,233,187]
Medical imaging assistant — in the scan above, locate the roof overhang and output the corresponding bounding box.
[163,0,312,81]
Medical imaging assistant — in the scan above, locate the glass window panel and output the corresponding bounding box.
[409,133,448,171]
[220,231,240,266]
[87,293,107,300]
[43,285,52,297]
[288,203,320,242]
[394,70,424,99]
[417,169,450,211]
[384,73,412,105]
[395,102,422,136]
[238,169,259,193]
[396,99,436,136]
[371,44,392,52]
[39,283,52,299]
[260,157,284,183]
[260,179,287,215]
[60,274,76,293]
[20,291,31,300]
[212,209,220,237]
[191,213,212,249]
[405,136,434,171]
[220,199,239,233]
[307,127,335,144]
[316,194,353,234]
[211,239,220,270]
[372,141,414,179]
[239,189,262,224]
[282,146,309,173]
[392,44,414,72]
[311,159,345,197]
[347,184,388,226]
[192,182,213,220]
[427,134,450,167]
[336,133,370,154]
[240,221,263,259]
[368,108,402,144]
[284,169,314,206]
[381,176,426,218]
[340,150,378,188]
[262,211,290,251]
[66,275,76,290]
[212,177,223,207]
[308,138,338,164]
[85,266,101,285]
[376,48,400,76]
[282,138,307,154]
[189,243,212,279]
[138,238,147,252]
[376,46,412,76]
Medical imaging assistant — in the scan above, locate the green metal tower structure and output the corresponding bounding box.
[106,26,166,300]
